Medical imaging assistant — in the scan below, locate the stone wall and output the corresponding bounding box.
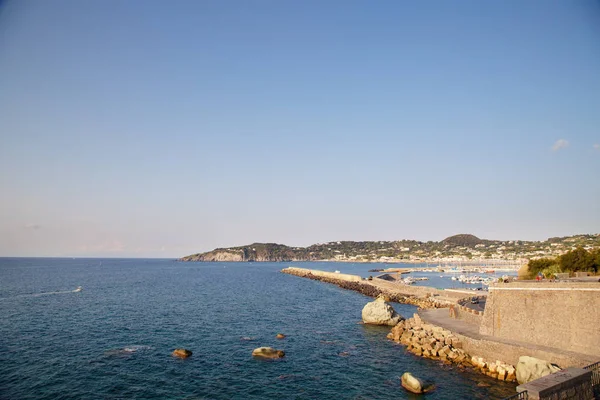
[450,304,483,326]
[453,331,592,370]
[480,282,600,358]
[517,368,594,400]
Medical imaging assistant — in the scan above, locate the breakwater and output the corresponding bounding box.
[281,267,452,309]
[282,265,600,395]
[388,313,517,382]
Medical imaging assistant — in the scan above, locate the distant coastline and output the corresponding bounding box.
[179,233,600,264]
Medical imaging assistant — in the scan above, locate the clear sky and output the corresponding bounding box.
[1,1,599,257]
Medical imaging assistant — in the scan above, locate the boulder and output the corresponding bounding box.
[276,333,286,339]
[361,297,404,326]
[516,356,561,384]
[172,348,192,358]
[252,347,285,359]
[400,372,434,394]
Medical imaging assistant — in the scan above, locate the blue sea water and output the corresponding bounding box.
[0,258,517,399]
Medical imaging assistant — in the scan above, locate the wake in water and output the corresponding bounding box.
[31,286,83,297]
[104,345,155,357]
[0,286,83,300]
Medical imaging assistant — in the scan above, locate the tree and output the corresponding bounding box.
[590,249,600,273]
[527,258,555,278]
[559,247,595,272]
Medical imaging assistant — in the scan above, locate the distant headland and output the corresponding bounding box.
[179,233,600,263]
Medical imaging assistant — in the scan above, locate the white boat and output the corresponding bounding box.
[334,270,340,274]
[74,286,83,292]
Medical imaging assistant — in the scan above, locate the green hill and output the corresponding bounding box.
[179,234,600,263]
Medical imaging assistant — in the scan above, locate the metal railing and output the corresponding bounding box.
[584,361,600,397]
[501,391,528,400]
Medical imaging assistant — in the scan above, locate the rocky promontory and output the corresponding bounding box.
[180,243,308,262]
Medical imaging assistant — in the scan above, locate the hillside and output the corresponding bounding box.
[180,234,600,263]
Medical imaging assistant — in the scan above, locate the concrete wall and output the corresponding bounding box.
[451,305,483,326]
[282,267,363,282]
[480,282,600,358]
[517,368,594,400]
[454,331,593,369]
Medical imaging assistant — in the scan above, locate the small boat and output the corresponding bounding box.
[334,270,341,273]
[74,286,83,292]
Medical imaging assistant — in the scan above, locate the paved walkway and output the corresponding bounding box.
[419,308,482,337]
[418,308,598,365]
[367,278,467,301]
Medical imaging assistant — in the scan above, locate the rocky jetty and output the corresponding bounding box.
[516,356,561,384]
[282,269,451,309]
[362,295,403,326]
[388,314,516,382]
[252,347,285,359]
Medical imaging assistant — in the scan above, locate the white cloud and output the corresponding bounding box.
[552,139,569,152]
[24,224,41,230]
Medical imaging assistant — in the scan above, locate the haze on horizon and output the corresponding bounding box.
[1,1,599,258]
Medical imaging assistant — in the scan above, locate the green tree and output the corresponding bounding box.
[559,247,595,272]
[590,249,600,273]
[527,258,556,278]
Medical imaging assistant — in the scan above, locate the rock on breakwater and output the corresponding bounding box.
[362,295,404,326]
[388,314,517,383]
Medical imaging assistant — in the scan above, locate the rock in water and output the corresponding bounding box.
[172,349,193,358]
[400,372,434,394]
[252,347,285,359]
[276,333,286,339]
[361,296,404,326]
[516,356,561,384]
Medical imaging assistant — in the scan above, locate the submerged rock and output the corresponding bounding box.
[252,347,285,359]
[516,356,561,384]
[362,296,403,326]
[172,349,193,358]
[400,372,435,394]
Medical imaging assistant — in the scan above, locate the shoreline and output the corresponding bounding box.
[180,258,524,268]
[281,267,517,384]
[281,266,598,391]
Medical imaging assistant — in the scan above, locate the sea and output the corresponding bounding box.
[0,258,518,399]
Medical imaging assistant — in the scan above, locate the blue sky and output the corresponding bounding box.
[1,1,599,257]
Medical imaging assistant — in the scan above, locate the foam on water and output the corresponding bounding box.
[0,286,83,300]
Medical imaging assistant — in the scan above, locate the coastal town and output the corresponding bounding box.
[180,233,600,264]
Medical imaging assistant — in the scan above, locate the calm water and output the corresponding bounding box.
[0,258,517,399]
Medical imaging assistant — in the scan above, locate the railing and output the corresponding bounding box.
[501,391,528,400]
[584,361,600,397]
